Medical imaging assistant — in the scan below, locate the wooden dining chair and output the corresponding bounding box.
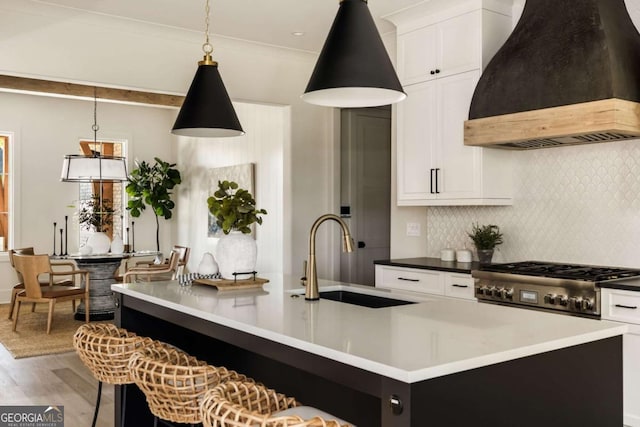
[122,249,181,283]
[7,247,76,320]
[133,245,191,275]
[12,253,90,334]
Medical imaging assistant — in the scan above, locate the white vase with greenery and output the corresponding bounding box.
[207,180,267,280]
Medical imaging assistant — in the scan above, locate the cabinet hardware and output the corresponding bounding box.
[430,70,436,75]
[452,284,468,288]
[615,304,638,310]
[389,394,404,415]
[435,69,441,74]
[434,168,440,194]
[398,277,420,282]
[430,169,435,194]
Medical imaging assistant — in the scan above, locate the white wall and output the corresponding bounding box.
[175,102,288,275]
[0,0,341,301]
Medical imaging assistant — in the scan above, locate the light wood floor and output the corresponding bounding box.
[0,344,114,427]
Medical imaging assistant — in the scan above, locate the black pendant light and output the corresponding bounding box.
[302,0,406,108]
[171,0,244,137]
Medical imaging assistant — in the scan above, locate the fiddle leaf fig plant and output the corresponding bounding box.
[468,223,504,250]
[207,180,267,234]
[126,157,181,251]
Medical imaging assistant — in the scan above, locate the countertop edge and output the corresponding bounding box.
[374,257,479,274]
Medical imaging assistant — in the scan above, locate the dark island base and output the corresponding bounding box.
[115,294,622,427]
[73,311,114,321]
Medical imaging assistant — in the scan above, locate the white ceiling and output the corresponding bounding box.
[32,0,461,52]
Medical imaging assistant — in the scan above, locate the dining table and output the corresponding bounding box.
[54,251,160,320]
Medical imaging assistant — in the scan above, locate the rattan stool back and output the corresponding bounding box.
[128,343,246,424]
[200,381,350,427]
[73,323,152,384]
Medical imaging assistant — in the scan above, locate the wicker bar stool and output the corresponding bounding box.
[128,343,250,427]
[200,380,354,427]
[73,323,153,427]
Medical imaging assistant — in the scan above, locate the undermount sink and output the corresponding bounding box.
[319,290,416,309]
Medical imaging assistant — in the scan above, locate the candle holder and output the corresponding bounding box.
[131,221,135,253]
[59,228,64,256]
[52,222,57,256]
[125,226,130,253]
[64,215,69,255]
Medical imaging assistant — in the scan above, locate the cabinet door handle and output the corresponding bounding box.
[430,70,436,75]
[435,69,441,74]
[452,284,469,288]
[430,169,435,194]
[614,304,638,310]
[434,168,440,194]
[398,277,420,282]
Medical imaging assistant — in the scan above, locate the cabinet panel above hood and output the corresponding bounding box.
[464,0,640,149]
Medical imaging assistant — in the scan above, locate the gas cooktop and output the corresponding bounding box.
[480,261,640,283]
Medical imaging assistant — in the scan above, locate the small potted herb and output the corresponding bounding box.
[468,223,503,264]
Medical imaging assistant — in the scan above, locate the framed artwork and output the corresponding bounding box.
[207,163,255,238]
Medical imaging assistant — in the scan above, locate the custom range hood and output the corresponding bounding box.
[464,0,640,150]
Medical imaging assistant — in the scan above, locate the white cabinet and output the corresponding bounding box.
[395,7,513,206]
[375,265,475,301]
[601,288,640,426]
[398,11,483,86]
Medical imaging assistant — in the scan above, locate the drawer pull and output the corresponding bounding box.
[614,304,638,310]
[398,277,420,282]
[452,284,469,288]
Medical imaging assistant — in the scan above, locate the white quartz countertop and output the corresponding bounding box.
[112,274,627,383]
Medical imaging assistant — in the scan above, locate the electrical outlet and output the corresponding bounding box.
[406,222,421,237]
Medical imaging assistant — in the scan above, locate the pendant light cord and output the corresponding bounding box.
[92,87,104,231]
[202,0,214,60]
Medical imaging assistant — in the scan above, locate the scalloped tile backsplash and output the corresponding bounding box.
[426,139,640,268]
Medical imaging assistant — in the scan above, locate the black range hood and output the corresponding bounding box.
[464,0,640,149]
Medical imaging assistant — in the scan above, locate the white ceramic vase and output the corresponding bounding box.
[110,235,124,254]
[216,231,257,280]
[87,231,111,255]
[198,252,219,275]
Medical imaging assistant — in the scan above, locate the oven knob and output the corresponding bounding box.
[488,286,497,297]
[478,286,488,296]
[505,288,514,300]
[544,294,557,305]
[581,298,593,310]
[570,297,583,310]
[558,295,569,306]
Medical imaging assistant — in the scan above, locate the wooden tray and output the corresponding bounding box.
[192,277,269,291]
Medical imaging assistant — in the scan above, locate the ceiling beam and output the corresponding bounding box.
[0,74,184,107]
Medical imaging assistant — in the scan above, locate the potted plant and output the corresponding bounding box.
[468,223,503,264]
[207,180,267,279]
[126,157,181,252]
[78,194,114,254]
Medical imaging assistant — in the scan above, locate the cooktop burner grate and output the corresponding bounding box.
[481,261,640,282]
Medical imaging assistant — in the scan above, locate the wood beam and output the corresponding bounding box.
[0,75,184,107]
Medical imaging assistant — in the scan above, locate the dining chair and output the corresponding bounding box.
[12,253,90,334]
[133,245,191,275]
[122,249,181,283]
[7,247,76,320]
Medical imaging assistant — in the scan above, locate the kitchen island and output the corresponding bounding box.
[112,275,626,426]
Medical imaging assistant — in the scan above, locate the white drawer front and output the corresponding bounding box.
[444,273,475,300]
[376,266,444,295]
[602,288,640,325]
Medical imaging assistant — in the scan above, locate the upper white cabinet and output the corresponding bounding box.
[394,6,514,206]
[398,11,483,86]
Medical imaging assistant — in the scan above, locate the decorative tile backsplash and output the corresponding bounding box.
[426,139,640,267]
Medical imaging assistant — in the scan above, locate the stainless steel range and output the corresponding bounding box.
[472,261,640,318]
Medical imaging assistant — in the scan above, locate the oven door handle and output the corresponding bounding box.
[615,304,638,310]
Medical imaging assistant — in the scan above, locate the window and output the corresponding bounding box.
[77,140,126,246]
[0,134,9,252]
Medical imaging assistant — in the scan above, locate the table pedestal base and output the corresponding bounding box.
[74,258,122,321]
